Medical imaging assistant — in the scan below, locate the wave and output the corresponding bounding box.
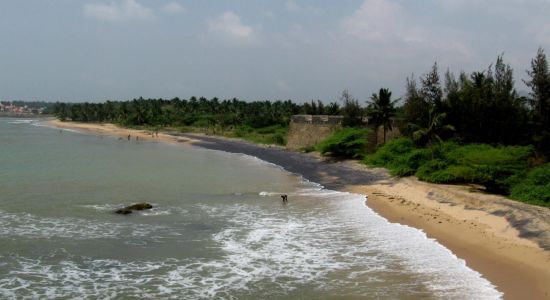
[81,204,188,217]
[6,119,38,124]
[0,210,166,240]
[207,151,503,299]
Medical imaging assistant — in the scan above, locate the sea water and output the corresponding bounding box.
[0,118,502,299]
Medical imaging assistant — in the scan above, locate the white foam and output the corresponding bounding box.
[81,204,188,217]
[209,147,503,299]
[34,122,82,133]
[0,210,166,240]
[0,135,503,298]
[0,195,502,299]
[6,119,37,124]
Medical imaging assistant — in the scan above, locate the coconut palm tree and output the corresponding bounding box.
[410,107,455,147]
[367,88,399,143]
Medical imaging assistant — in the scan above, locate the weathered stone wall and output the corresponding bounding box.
[375,122,402,146]
[286,115,343,150]
[286,115,401,152]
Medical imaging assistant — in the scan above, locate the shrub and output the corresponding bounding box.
[510,163,550,206]
[271,131,286,145]
[364,138,415,166]
[234,125,253,137]
[317,128,369,158]
[415,144,533,193]
[364,138,432,176]
[301,145,316,153]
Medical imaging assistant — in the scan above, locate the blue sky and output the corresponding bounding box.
[1,0,549,103]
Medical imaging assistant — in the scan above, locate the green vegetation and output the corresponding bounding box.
[366,88,398,143]
[317,128,369,158]
[231,125,288,145]
[53,98,341,135]
[364,138,431,176]
[365,137,534,194]
[362,49,550,206]
[510,164,550,206]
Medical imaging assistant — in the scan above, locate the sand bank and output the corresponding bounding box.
[48,119,200,145]
[47,120,550,299]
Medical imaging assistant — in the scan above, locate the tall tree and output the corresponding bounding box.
[525,47,550,152]
[411,107,455,148]
[367,88,398,143]
[421,62,443,110]
[339,89,363,127]
[442,56,528,145]
[403,74,430,129]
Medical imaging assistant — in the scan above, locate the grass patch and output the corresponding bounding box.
[364,138,534,195]
[510,163,550,206]
[317,128,369,158]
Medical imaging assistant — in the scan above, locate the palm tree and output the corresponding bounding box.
[410,107,455,147]
[368,88,399,143]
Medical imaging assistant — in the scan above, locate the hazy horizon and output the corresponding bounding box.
[1,0,549,103]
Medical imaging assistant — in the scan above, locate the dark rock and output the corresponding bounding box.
[114,202,153,215]
[126,203,153,211]
[115,208,133,215]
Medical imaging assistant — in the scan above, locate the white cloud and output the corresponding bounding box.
[276,79,291,91]
[84,0,154,21]
[208,11,255,43]
[285,0,300,12]
[162,2,186,15]
[341,0,423,43]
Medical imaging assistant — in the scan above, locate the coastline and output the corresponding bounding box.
[47,120,550,299]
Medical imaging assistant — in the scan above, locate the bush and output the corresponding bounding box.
[364,138,415,166]
[412,144,533,193]
[317,128,369,158]
[510,164,550,206]
[231,125,287,145]
[364,138,432,176]
[365,138,533,194]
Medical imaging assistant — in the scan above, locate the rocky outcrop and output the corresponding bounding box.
[115,203,153,215]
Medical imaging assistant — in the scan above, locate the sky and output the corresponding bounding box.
[1,0,549,103]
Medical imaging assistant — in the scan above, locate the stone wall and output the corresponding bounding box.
[286,115,343,150]
[286,115,401,151]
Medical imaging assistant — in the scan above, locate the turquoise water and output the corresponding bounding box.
[0,118,501,299]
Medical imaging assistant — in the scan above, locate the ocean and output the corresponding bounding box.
[0,118,501,299]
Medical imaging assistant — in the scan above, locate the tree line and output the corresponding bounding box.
[53,98,341,129]
[53,48,550,154]
[368,48,550,155]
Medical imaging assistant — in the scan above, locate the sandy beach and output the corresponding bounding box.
[48,120,550,299]
[49,119,201,145]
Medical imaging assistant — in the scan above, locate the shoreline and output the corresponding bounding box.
[47,120,550,299]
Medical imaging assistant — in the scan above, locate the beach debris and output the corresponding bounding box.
[281,194,288,204]
[115,202,153,215]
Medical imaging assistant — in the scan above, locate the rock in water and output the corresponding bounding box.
[114,202,153,215]
[115,208,133,215]
[126,203,153,211]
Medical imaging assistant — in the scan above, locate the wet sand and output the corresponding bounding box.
[48,120,550,299]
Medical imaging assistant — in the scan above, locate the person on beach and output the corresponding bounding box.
[281,194,288,204]
[365,195,369,202]
[127,134,131,140]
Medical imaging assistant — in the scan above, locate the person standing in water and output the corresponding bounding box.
[127,134,131,140]
[281,194,288,204]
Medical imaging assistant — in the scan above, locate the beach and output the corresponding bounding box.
[48,120,550,299]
